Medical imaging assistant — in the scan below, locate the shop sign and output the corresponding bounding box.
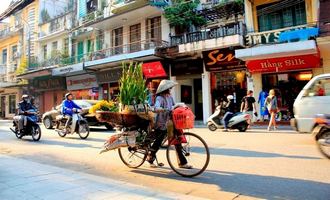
[245,26,317,46]
[246,54,320,73]
[96,68,122,84]
[202,49,245,72]
[33,77,66,91]
[66,74,98,91]
[142,61,167,79]
[172,59,203,76]
[52,63,84,76]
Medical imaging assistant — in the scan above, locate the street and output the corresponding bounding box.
[0,121,329,200]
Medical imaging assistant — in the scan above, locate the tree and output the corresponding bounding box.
[164,0,207,32]
[40,9,51,23]
[16,56,28,75]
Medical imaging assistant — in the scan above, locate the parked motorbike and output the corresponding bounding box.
[207,106,250,132]
[55,109,90,139]
[312,114,330,159]
[10,109,41,141]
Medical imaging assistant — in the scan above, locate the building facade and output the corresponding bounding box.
[236,0,323,120]
[0,0,39,118]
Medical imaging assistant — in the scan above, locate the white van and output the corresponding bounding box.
[291,73,330,133]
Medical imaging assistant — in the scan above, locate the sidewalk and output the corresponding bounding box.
[0,155,206,200]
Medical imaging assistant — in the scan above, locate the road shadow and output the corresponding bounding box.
[130,168,330,200]
[206,147,321,159]
[33,139,100,149]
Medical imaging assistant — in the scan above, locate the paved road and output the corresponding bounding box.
[0,121,329,200]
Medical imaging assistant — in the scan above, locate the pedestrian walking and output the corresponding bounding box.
[240,90,257,128]
[265,89,278,131]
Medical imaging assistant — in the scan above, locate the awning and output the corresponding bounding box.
[235,40,318,61]
[142,61,167,79]
[246,53,320,73]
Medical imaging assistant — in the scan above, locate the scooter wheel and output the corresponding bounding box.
[208,124,217,132]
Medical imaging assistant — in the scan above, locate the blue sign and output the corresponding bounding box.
[92,87,99,93]
[279,27,319,43]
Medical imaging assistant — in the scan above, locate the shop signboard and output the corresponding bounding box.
[202,48,245,72]
[246,26,318,46]
[33,77,66,91]
[246,53,321,73]
[142,61,167,79]
[66,74,98,91]
[52,63,84,76]
[96,68,122,84]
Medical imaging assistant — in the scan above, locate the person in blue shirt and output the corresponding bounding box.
[62,93,81,131]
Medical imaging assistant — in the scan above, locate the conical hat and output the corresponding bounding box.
[156,80,178,94]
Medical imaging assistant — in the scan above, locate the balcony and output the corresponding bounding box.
[0,25,23,39]
[0,65,7,75]
[170,22,245,46]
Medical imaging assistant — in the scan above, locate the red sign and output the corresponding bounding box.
[142,61,167,79]
[246,54,320,73]
[202,48,245,72]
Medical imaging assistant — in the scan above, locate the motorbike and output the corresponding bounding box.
[207,105,250,132]
[55,109,90,139]
[10,109,41,141]
[312,114,330,159]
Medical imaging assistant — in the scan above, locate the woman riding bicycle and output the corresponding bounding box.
[147,80,192,169]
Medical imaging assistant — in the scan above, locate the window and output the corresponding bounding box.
[63,38,69,55]
[52,41,58,51]
[2,49,7,64]
[130,24,141,52]
[112,27,123,54]
[257,1,307,32]
[148,17,162,42]
[11,46,17,61]
[43,45,47,59]
[9,95,16,114]
[307,78,330,97]
[50,19,60,32]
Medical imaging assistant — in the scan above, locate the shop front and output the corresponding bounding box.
[171,59,204,120]
[31,77,67,113]
[96,68,122,101]
[246,53,320,118]
[0,87,22,119]
[202,48,247,112]
[66,74,99,100]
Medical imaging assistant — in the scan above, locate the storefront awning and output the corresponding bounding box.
[246,53,320,73]
[235,40,318,61]
[142,61,167,79]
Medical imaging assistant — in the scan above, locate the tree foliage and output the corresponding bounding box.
[16,56,28,75]
[164,0,207,31]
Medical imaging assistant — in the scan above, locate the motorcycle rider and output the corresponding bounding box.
[222,95,235,132]
[62,93,81,133]
[15,94,33,132]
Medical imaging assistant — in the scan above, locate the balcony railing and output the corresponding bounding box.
[170,22,245,46]
[0,65,7,75]
[0,25,22,39]
[30,39,168,71]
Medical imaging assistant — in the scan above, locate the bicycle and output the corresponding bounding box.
[117,106,210,178]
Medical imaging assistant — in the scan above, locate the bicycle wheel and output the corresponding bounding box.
[118,146,148,168]
[167,132,210,177]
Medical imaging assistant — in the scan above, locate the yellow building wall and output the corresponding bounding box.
[252,0,317,32]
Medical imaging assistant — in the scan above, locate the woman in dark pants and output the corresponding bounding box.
[147,80,192,169]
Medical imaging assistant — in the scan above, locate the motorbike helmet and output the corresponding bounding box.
[227,95,234,101]
[22,94,29,101]
[65,93,72,99]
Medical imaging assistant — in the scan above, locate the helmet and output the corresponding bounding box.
[22,94,29,99]
[65,93,72,99]
[227,95,234,100]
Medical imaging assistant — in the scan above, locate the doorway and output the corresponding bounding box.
[1,96,5,118]
[194,79,203,120]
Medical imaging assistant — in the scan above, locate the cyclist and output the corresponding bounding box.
[147,80,192,169]
[62,93,81,133]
